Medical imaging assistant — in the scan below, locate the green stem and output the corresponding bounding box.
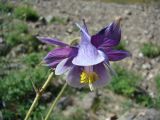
[44,82,67,120]
[24,72,54,120]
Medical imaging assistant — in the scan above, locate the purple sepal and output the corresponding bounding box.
[107,50,131,61]
[92,63,111,88]
[91,22,121,48]
[44,47,78,68]
[67,66,85,88]
[37,37,69,47]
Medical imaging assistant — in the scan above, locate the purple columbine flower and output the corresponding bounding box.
[38,17,131,91]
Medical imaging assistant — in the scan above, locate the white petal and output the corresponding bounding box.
[55,58,71,75]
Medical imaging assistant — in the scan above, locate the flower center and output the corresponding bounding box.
[80,68,98,91]
[80,71,98,84]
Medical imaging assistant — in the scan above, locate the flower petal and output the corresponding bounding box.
[91,27,106,48]
[45,47,77,59]
[100,38,120,47]
[37,37,69,47]
[76,23,90,43]
[66,66,85,88]
[107,50,131,61]
[44,48,70,61]
[72,45,105,66]
[47,59,63,68]
[105,22,121,44]
[91,21,121,48]
[98,51,116,76]
[92,63,111,88]
[55,58,72,75]
[44,47,78,68]
[72,24,105,66]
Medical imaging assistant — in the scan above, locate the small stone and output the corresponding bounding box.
[58,96,73,110]
[124,10,132,16]
[149,92,155,98]
[66,28,73,34]
[7,12,11,16]
[138,52,143,58]
[39,16,47,25]
[144,30,149,35]
[150,59,156,65]
[45,15,53,23]
[75,92,96,110]
[148,34,154,39]
[142,63,151,70]
[0,37,3,43]
[41,92,52,102]
[147,73,154,80]
[63,106,76,117]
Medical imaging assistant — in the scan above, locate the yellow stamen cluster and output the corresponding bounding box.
[80,71,98,84]
[80,71,99,91]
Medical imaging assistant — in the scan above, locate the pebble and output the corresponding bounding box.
[41,92,52,102]
[45,15,53,23]
[75,92,96,110]
[142,63,151,70]
[138,52,143,58]
[144,30,149,35]
[58,96,73,109]
[124,10,132,16]
[0,37,3,43]
[66,28,73,34]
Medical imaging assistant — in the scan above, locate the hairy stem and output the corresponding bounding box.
[24,72,54,120]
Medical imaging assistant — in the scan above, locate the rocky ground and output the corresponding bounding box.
[1,0,160,119]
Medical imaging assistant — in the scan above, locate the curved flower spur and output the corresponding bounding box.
[37,17,131,91]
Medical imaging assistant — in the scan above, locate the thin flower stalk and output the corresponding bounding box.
[45,82,67,120]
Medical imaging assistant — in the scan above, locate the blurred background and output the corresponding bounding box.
[0,0,160,120]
